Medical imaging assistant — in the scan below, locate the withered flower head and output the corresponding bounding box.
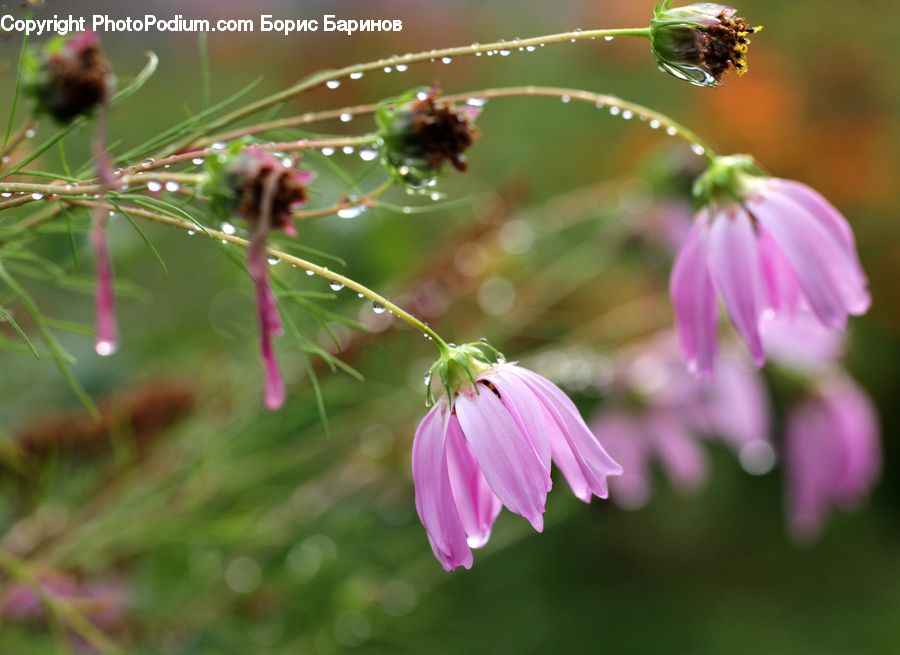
[24,31,115,123]
[207,145,313,236]
[650,2,762,87]
[376,87,480,190]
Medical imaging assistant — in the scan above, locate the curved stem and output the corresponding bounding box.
[65,199,450,351]
[168,26,651,153]
[201,86,717,161]
[292,180,393,222]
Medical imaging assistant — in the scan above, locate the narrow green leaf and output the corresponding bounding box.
[0,262,97,414]
[3,33,29,150]
[0,304,40,358]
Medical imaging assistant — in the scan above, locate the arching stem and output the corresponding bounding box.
[166,26,652,153]
[66,199,451,353]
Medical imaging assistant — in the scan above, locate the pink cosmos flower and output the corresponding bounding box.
[592,334,771,509]
[784,374,880,541]
[413,356,621,570]
[671,156,869,375]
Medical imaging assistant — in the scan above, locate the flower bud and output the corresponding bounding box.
[376,87,480,191]
[206,143,313,236]
[650,2,762,87]
[24,32,115,123]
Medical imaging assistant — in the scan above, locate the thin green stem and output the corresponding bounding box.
[67,199,450,350]
[199,86,716,161]
[166,26,651,153]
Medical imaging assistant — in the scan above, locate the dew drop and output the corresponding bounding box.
[666,126,678,136]
[211,142,226,151]
[305,270,315,276]
[340,113,353,123]
[383,66,393,73]
[604,36,615,41]
[526,45,536,52]
[165,181,180,192]
[692,144,706,156]
[31,192,43,200]
[359,149,378,162]
[649,119,662,129]
[95,340,116,357]
[441,57,452,64]
[561,95,571,103]
[187,229,196,236]
[423,371,432,386]
[372,302,386,314]
[25,128,36,139]
[357,293,364,298]
[609,107,621,116]
[350,72,364,80]
[466,98,487,107]
[329,281,344,291]
[267,256,280,265]
[342,146,355,154]
[321,147,335,156]
[1,192,11,198]
[326,80,341,89]
[221,222,237,235]
[337,205,366,219]
[192,157,205,165]
[499,50,510,56]
[622,110,634,120]
[395,64,408,72]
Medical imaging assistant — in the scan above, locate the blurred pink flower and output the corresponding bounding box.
[785,374,880,541]
[413,362,621,571]
[2,571,127,638]
[671,175,869,376]
[592,335,771,509]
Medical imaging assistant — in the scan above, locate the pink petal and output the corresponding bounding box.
[758,227,801,316]
[707,208,765,366]
[772,180,859,262]
[445,415,502,548]
[785,401,832,540]
[705,356,770,450]
[670,217,719,375]
[825,378,881,507]
[513,368,623,500]
[645,412,708,492]
[412,403,473,571]
[455,385,548,531]
[591,413,651,509]
[491,366,553,477]
[749,192,868,328]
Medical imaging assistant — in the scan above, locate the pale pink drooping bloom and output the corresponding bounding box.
[671,175,869,376]
[592,334,771,509]
[413,362,622,571]
[785,374,880,541]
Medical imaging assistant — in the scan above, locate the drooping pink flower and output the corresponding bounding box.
[212,147,313,410]
[592,333,771,509]
[413,358,621,570]
[671,157,869,375]
[785,374,880,541]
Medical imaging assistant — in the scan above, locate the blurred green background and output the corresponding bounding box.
[1,0,899,653]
